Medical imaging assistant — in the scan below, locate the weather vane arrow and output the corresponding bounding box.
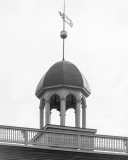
[58,0,73,61]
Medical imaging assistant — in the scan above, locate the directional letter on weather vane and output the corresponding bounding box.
[58,11,73,27]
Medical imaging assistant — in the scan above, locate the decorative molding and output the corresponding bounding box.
[39,105,44,109]
[36,84,91,99]
[39,99,44,109]
[70,90,81,101]
[82,97,87,107]
[60,97,67,101]
[44,100,51,104]
[75,99,81,103]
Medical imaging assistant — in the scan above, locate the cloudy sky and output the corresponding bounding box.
[0,0,128,137]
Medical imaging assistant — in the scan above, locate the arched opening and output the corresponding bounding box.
[66,109,75,127]
[66,107,82,128]
[65,94,76,127]
[50,94,60,111]
[51,109,60,125]
[66,94,76,110]
[50,94,60,125]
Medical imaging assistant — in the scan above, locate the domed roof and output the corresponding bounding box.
[35,61,91,98]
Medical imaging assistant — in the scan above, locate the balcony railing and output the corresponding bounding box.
[0,125,128,153]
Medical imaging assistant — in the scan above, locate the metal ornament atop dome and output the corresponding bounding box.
[58,0,73,61]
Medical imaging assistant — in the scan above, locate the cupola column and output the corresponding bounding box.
[45,100,51,125]
[75,100,81,128]
[39,98,44,129]
[82,97,87,128]
[60,98,66,126]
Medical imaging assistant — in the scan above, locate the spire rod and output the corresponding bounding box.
[58,0,73,61]
[63,39,65,61]
[63,0,65,31]
[63,0,65,61]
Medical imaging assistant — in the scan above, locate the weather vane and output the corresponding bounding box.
[58,0,73,61]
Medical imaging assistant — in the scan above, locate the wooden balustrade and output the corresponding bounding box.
[0,125,128,154]
[0,128,24,143]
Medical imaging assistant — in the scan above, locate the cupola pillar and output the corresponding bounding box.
[39,98,44,129]
[45,100,51,125]
[75,100,81,128]
[60,98,66,126]
[82,97,87,128]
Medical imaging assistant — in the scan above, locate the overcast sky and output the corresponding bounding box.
[0,0,128,137]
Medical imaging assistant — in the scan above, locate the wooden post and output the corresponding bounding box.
[78,135,81,149]
[126,139,128,153]
[24,130,28,145]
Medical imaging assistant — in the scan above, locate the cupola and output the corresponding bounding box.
[35,61,91,129]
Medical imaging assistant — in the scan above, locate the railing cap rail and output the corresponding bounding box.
[94,133,128,139]
[0,125,44,132]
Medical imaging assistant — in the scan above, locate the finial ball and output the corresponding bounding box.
[60,31,68,39]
